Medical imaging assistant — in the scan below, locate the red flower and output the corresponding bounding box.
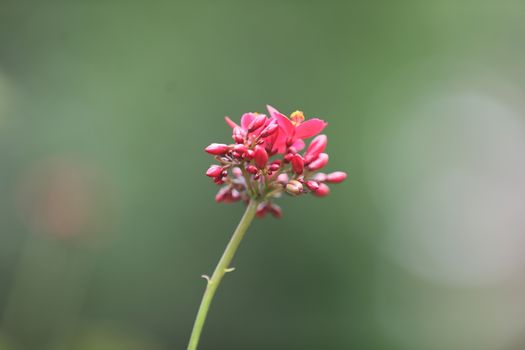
[204,105,346,218]
[266,105,327,153]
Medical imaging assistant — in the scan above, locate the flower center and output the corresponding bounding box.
[290,110,305,126]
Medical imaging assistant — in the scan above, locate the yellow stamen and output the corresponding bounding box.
[290,110,305,125]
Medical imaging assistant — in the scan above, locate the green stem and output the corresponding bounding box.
[186,199,259,350]
[240,165,256,197]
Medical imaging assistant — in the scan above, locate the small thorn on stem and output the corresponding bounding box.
[225,267,236,273]
[201,274,211,283]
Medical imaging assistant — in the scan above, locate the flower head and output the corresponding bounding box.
[266,105,327,154]
[204,105,346,217]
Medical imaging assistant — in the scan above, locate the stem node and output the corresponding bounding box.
[201,275,211,283]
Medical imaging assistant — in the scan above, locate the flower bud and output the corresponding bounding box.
[246,165,258,175]
[233,144,248,154]
[269,203,282,218]
[232,167,243,177]
[259,121,279,138]
[313,182,330,197]
[232,127,245,144]
[248,114,267,132]
[284,153,294,163]
[285,180,303,195]
[276,173,289,183]
[326,171,347,183]
[290,154,304,175]
[244,149,254,160]
[305,180,320,191]
[269,163,280,172]
[215,187,230,202]
[205,143,230,155]
[312,172,327,182]
[230,189,241,201]
[256,203,268,218]
[206,165,224,177]
[304,135,327,163]
[307,153,329,171]
[254,145,269,169]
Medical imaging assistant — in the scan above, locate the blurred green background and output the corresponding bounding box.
[1,1,525,349]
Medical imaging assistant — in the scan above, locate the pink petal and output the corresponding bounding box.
[272,132,289,154]
[240,113,256,130]
[224,116,239,129]
[295,118,327,139]
[266,105,283,119]
[275,113,294,136]
[292,138,305,151]
[267,105,295,137]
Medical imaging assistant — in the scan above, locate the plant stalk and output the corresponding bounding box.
[186,199,259,350]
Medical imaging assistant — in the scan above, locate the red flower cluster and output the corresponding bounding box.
[205,105,347,218]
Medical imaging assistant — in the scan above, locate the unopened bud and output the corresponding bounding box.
[313,182,330,197]
[254,145,269,169]
[246,165,258,175]
[214,177,225,185]
[269,203,282,218]
[234,144,248,154]
[248,114,267,132]
[206,165,224,177]
[269,163,280,172]
[256,203,268,218]
[260,121,279,138]
[312,172,327,182]
[232,167,243,177]
[284,153,294,163]
[230,189,241,201]
[232,127,245,144]
[326,171,347,183]
[205,143,230,155]
[244,149,254,160]
[305,180,320,191]
[304,135,327,163]
[215,187,230,202]
[308,153,329,170]
[277,173,289,183]
[286,180,303,195]
[291,154,304,175]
